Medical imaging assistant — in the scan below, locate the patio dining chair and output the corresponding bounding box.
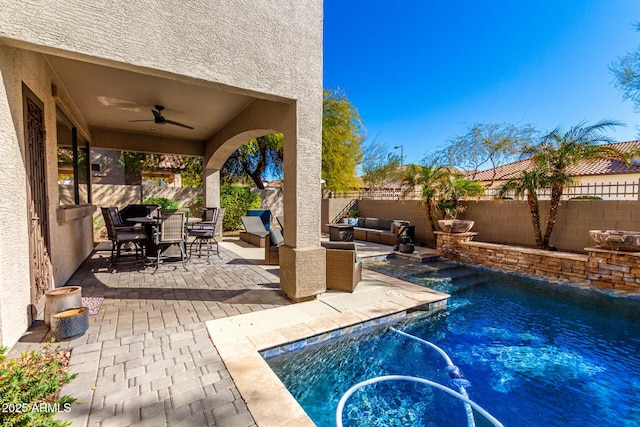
[201,207,219,225]
[189,208,225,264]
[153,209,188,272]
[103,206,141,231]
[101,207,147,266]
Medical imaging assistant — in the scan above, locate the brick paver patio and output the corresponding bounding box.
[9,244,291,426]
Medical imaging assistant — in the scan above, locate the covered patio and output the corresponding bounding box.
[0,0,325,349]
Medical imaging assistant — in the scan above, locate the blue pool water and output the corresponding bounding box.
[266,258,640,426]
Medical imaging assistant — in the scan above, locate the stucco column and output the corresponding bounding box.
[203,98,326,302]
[203,168,220,208]
[278,102,326,302]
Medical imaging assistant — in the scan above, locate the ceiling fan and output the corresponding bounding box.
[128,105,194,129]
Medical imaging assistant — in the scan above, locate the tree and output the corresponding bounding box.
[322,88,365,191]
[221,134,283,189]
[436,173,485,220]
[444,123,538,186]
[118,151,147,185]
[611,22,640,114]
[402,155,482,236]
[496,169,553,249]
[360,141,402,190]
[497,120,625,250]
[220,88,365,191]
[181,156,203,188]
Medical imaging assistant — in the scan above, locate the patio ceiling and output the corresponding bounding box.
[46,55,255,144]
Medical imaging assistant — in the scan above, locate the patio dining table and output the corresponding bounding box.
[126,216,200,258]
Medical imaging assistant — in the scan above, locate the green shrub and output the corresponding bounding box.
[0,342,77,427]
[220,186,261,231]
[143,196,179,209]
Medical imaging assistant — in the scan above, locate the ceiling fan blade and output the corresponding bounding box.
[164,119,194,130]
[128,119,155,123]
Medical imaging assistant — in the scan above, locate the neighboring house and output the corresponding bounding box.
[470,141,640,200]
[0,1,323,347]
[90,149,185,187]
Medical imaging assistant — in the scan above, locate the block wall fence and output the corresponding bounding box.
[324,198,640,253]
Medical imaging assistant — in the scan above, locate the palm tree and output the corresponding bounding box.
[403,158,484,236]
[496,169,555,249]
[499,119,625,250]
[437,173,485,220]
[403,161,450,235]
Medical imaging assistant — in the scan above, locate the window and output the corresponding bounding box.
[57,108,91,205]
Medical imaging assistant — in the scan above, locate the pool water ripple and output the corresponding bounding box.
[267,258,640,426]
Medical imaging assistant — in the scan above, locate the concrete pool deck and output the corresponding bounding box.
[206,266,449,426]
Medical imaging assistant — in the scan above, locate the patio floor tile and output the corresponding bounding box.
[9,241,289,426]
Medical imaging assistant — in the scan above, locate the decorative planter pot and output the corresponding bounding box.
[589,230,640,251]
[44,286,82,327]
[398,243,415,253]
[51,307,89,340]
[438,220,475,233]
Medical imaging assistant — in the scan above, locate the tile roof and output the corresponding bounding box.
[469,141,640,181]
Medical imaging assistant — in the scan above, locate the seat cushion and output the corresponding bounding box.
[117,231,147,241]
[377,219,392,230]
[191,230,214,238]
[270,229,284,247]
[364,218,379,229]
[321,241,357,251]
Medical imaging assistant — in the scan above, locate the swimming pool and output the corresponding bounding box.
[265,257,640,426]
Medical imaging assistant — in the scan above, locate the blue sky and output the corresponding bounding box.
[323,1,640,166]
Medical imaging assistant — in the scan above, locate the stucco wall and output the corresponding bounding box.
[0,1,322,104]
[0,46,32,347]
[0,47,94,346]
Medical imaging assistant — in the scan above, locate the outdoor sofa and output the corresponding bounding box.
[353,217,412,246]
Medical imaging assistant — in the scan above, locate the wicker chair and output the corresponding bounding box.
[189,208,225,264]
[101,207,147,265]
[200,207,218,225]
[153,209,188,272]
[265,229,284,265]
[321,241,362,292]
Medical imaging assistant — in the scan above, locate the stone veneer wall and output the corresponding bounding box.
[435,232,640,293]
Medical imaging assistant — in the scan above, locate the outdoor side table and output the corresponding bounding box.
[327,223,354,242]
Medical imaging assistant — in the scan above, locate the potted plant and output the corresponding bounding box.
[436,174,483,233]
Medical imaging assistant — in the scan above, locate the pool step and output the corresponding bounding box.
[410,266,492,293]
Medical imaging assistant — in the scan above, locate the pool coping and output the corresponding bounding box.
[205,269,449,426]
